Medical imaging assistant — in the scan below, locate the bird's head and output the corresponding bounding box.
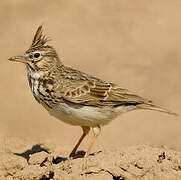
[9,25,61,71]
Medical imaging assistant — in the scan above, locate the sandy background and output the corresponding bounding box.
[0,0,181,179]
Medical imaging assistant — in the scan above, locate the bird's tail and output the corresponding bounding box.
[136,103,178,116]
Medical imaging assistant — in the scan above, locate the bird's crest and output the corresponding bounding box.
[26,25,51,52]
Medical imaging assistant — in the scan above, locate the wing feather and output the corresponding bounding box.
[54,66,152,106]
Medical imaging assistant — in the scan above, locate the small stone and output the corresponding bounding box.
[28,151,52,166]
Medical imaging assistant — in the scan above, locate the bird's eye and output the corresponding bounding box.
[34,52,41,58]
[29,55,33,59]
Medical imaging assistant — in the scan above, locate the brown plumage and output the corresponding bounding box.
[8,25,178,157]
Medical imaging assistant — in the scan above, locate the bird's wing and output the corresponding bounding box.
[54,66,152,106]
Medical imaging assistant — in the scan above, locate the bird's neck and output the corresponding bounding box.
[26,62,63,79]
[26,64,46,80]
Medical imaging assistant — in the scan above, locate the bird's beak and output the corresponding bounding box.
[8,55,27,63]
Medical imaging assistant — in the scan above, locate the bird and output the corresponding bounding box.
[8,25,177,157]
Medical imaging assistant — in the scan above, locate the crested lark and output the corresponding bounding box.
[9,25,177,157]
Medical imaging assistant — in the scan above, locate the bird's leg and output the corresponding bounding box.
[69,126,90,157]
[85,125,101,157]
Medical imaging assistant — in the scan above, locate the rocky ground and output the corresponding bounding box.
[0,137,181,180]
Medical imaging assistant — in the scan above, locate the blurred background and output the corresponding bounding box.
[0,0,181,152]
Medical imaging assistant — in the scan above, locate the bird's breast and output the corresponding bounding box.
[27,69,53,108]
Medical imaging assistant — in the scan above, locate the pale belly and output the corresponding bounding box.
[47,102,121,127]
[46,101,137,127]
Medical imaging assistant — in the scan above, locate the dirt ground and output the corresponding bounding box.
[0,0,181,179]
[1,137,181,180]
